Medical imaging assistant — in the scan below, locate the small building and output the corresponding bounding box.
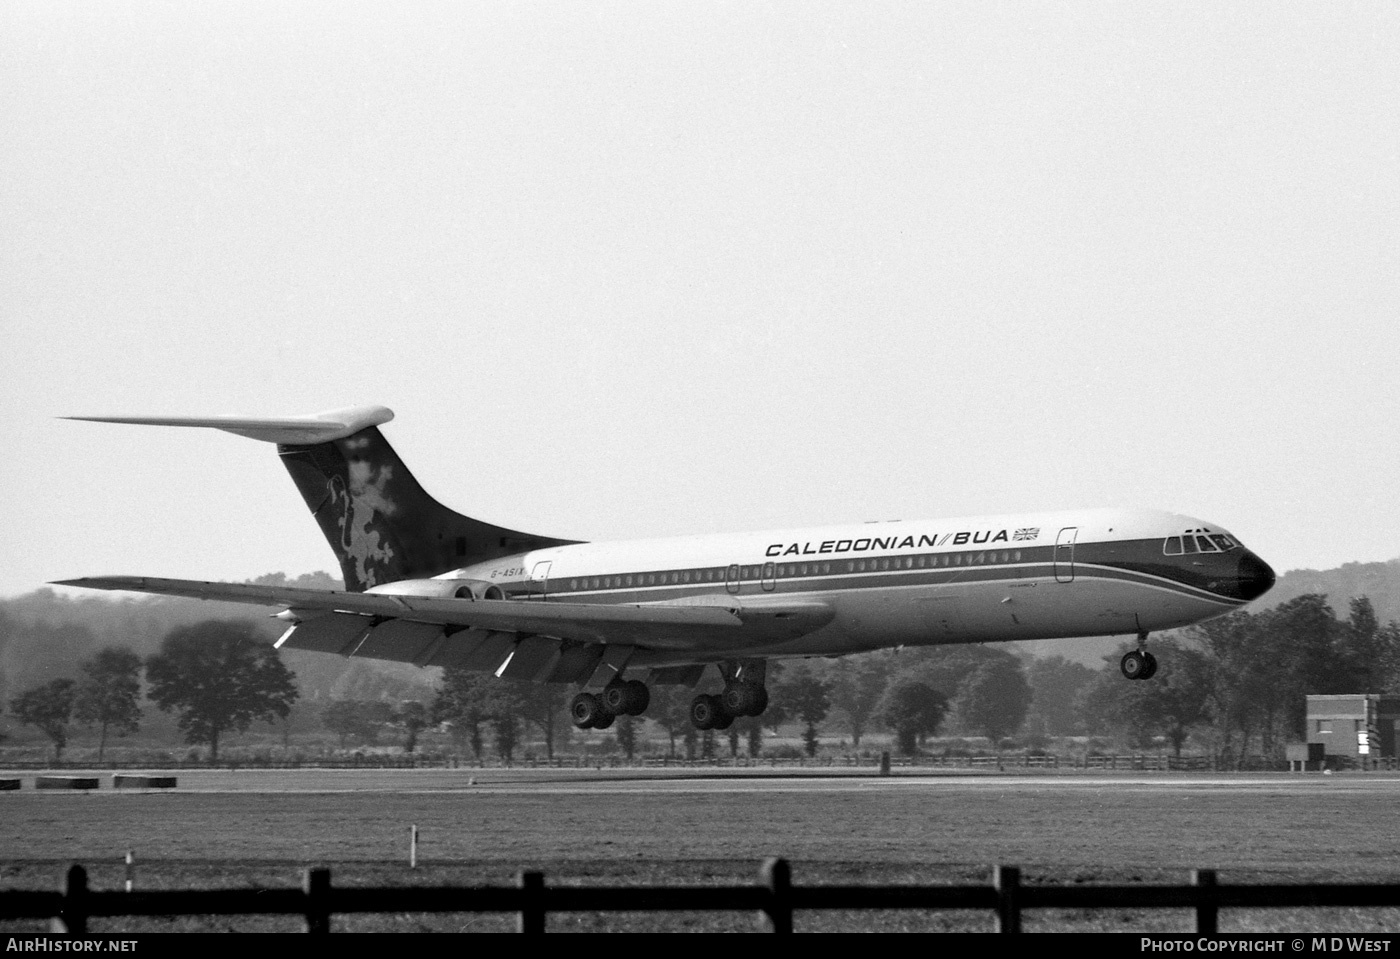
[1306,694,1400,765]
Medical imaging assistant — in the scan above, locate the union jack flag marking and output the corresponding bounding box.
[1013,528,1040,541]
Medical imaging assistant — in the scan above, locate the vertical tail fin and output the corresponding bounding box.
[64,405,578,591]
[279,425,578,590]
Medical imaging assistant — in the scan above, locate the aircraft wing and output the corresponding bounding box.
[53,576,834,681]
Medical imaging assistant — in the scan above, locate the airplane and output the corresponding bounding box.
[56,404,1276,731]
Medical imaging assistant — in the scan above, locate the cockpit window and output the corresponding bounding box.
[1165,529,1240,556]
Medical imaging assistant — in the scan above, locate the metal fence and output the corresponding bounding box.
[6,860,1400,933]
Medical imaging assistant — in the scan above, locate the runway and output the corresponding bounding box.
[6,765,1398,795]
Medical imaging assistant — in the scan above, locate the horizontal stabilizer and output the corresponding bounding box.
[61,405,394,445]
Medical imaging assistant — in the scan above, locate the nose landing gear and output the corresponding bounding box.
[1120,632,1158,680]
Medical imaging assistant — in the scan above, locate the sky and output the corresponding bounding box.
[2,2,1397,598]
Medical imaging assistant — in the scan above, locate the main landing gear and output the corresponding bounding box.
[689,682,769,731]
[570,661,774,732]
[1120,632,1158,681]
[570,678,650,730]
[690,660,770,731]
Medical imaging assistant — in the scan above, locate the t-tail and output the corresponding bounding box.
[63,405,578,591]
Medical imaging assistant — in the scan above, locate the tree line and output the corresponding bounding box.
[6,593,1396,764]
[7,621,297,762]
[418,593,1400,764]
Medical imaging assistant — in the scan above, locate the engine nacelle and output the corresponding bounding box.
[364,578,505,600]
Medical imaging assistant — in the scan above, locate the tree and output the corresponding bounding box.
[1381,621,1400,693]
[1337,597,1396,693]
[1,618,98,708]
[827,655,888,747]
[775,666,831,757]
[321,700,394,747]
[1079,638,1211,755]
[615,714,638,759]
[644,686,695,759]
[1184,611,1269,766]
[10,678,77,761]
[1266,594,1345,744]
[486,683,525,762]
[700,727,717,759]
[1023,655,1096,738]
[951,656,1032,742]
[512,682,570,760]
[431,667,494,760]
[895,645,1009,700]
[1189,595,1345,761]
[145,620,299,762]
[73,647,143,761]
[735,716,764,758]
[396,701,429,754]
[875,679,947,755]
[1168,597,1360,766]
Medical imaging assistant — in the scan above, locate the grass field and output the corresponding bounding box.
[3,767,1398,933]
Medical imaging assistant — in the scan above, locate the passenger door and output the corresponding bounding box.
[1054,527,1077,583]
[529,561,553,601]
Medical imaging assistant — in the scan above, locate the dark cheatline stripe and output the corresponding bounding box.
[525,538,1248,609]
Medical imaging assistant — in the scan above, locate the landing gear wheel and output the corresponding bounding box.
[750,687,769,716]
[690,694,726,730]
[1139,651,1158,680]
[712,711,735,731]
[571,692,607,729]
[603,680,651,716]
[624,679,650,715]
[1120,650,1148,681]
[722,682,766,717]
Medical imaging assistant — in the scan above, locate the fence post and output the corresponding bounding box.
[517,870,545,933]
[758,857,792,933]
[125,850,135,893]
[303,867,331,933]
[52,864,88,934]
[1193,869,1218,934]
[879,751,891,776]
[410,825,418,868]
[994,865,1021,933]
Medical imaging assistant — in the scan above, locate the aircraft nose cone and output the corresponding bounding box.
[1236,550,1276,602]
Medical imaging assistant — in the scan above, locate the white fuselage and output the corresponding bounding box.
[440,507,1273,668]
